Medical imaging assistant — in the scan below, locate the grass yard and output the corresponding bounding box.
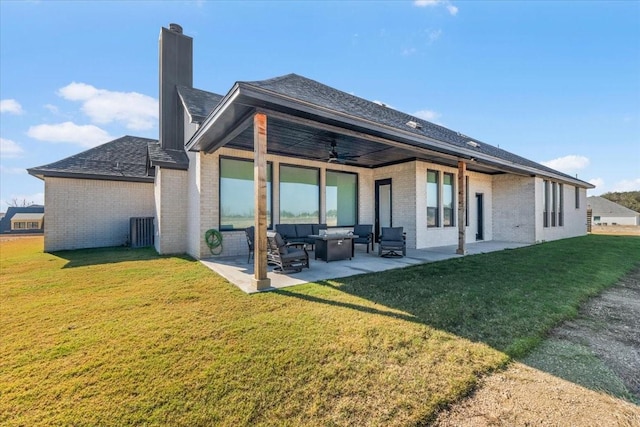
[1,235,639,426]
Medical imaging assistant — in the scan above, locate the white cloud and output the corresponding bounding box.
[0,138,24,158]
[414,0,458,16]
[27,122,114,148]
[44,104,59,114]
[1,192,44,209]
[541,155,590,173]
[612,178,640,192]
[588,178,605,195]
[414,0,439,6]
[57,82,158,130]
[427,29,442,43]
[413,109,442,123]
[0,99,24,114]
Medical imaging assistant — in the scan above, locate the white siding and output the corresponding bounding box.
[43,177,154,252]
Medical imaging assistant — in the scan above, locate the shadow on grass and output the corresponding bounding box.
[52,246,196,268]
[275,235,640,402]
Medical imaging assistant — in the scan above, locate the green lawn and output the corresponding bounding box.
[1,235,638,426]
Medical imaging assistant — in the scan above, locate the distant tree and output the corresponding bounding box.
[600,191,640,213]
[7,198,34,208]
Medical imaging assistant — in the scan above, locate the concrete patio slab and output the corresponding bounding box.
[200,240,531,294]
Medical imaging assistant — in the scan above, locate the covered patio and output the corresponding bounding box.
[201,240,530,294]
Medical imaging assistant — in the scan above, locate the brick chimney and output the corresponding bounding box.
[159,23,192,150]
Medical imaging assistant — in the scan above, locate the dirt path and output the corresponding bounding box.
[434,268,640,426]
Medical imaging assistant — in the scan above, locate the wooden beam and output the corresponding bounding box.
[456,160,467,255]
[252,113,270,290]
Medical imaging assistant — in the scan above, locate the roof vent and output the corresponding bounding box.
[169,23,183,34]
[373,101,388,107]
[467,140,480,148]
[406,120,422,129]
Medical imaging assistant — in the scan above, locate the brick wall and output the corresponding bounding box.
[154,167,188,254]
[492,174,536,243]
[198,147,375,258]
[374,162,417,247]
[43,177,154,251]
[537,180,588,242]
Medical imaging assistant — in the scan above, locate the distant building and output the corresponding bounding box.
[587,196,640,226]
[0,205,45,234]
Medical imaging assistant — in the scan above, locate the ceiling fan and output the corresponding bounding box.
[324,141,360,164]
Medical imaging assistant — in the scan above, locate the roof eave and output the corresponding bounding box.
[188,82,595,189]
[26,169,154,183]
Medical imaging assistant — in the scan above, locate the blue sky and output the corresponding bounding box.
[1,0,638,209]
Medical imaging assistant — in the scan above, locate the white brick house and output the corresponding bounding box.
[29,24,593,288]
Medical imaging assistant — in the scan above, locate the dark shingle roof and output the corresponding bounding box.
[147,142,189,170]
[28,135,156,183]
[239,73,589,185]
[587,196,640,216]
[177,85,224,123]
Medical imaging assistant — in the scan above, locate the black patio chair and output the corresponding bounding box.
[378,227,406,258]
[353,224,374,253]
[245,226,255,264]
[267,231,309,273]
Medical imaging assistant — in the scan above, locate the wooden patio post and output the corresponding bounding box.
[253,112,271,290]
[456,160,467,255]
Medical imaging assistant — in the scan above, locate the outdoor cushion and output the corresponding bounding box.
[381,227,403,241]
[274,232,288,254]
[295,224,313,238]
[275,224,297,241]
[353,224,373,244]
[281,249,306,260]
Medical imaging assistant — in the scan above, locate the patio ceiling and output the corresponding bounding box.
[187,86,508,174]
[185,79,591,186]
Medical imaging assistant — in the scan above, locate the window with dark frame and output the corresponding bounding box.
[551,182,557,227]
[443,172,455,227]
[558,184,564,226]
[465,176,469,227]
[326,170,357,227]
[575,187,580,209]
[219,157,273,230]
[543,180,549,228]
[427,170,440,227]
[280,164,320,224]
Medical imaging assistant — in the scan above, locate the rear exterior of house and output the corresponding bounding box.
[587,196,640,226]
[29,24,592,260]
[0,205,45,235]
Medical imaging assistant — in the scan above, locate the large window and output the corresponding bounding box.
[543,180,565,228]
[280,165,319,224]
[551,182,558,227]
[559,184,564,226]
[326,170,357,226]
[427,170,439,227]
[443,172,455,227]
[465,176,469,227]
[219,157,272,230]
[543,180,549,228]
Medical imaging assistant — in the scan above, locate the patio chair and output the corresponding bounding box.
[267,231,310,273]
[245,226,254,264]
[378,227,406,258]
[353,224,374,253]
